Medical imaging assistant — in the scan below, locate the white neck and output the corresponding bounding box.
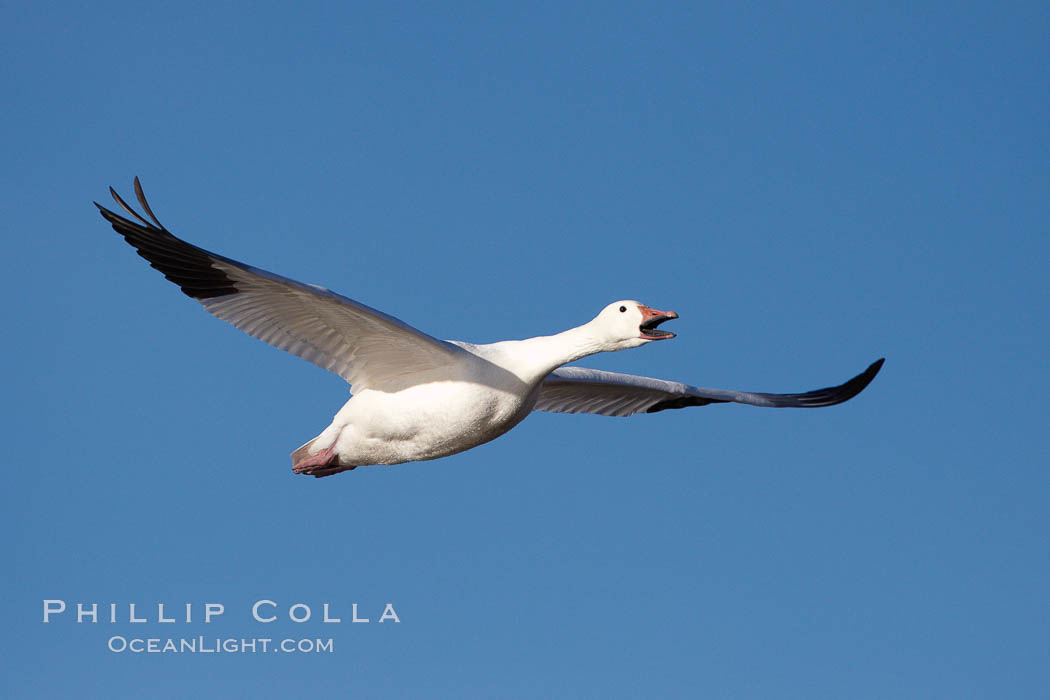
[506,321,609,385]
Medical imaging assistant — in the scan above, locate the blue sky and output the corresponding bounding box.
[3,1,1047,697]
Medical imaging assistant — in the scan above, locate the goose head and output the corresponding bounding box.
[590,300,678,350]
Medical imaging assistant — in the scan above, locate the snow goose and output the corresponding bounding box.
[97,179,883,477]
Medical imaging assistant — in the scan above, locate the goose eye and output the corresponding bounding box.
[619,306,626,313]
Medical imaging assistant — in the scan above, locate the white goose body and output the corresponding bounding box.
[309,322,646,468]
[316,345,538,466]
[98,179,883,478]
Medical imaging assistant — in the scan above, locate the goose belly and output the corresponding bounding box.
[332,380,533,465]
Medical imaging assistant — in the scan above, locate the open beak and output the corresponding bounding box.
[638,306,678,340]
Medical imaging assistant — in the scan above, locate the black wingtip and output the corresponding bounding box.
[133,176,165,229]
[831,357,885,405]
[753,356,885,408]
[864,357,885,383]
[97,180,240,300]
[108,182,156,228]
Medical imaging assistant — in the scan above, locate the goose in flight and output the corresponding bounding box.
[97,179,883,478]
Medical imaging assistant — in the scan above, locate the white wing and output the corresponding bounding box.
[536,361,884,417]
[97,179,465,392]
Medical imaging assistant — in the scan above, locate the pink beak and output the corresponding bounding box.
[638,305,678,340]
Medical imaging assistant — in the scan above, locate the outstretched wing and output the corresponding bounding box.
[97,178,465,392]
[535,359,884,417]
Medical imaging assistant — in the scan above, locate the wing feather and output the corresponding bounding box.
[536,360,884,417]
[97,178,464,391]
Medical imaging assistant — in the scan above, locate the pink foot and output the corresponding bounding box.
[293,445,338,474]
[308,465,358,478]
